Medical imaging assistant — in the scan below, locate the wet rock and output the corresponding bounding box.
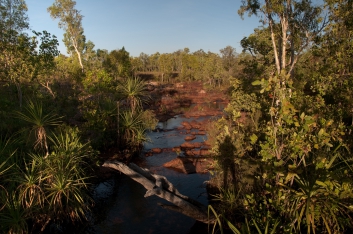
[190,120,201,129]
[193,142,203,148]
[180,142,202,149]
[163,156,214,174]
[201,144,211,150]
[163,157,196,174]
[172,147,181,152]
[191,131,206,135]
[185,149,210,156]
[181,121,192,130]
[151,148,162,154]
[191,149,210,156]
[145,152,153,157]
[185,135,196,141]
[180,142,195,149]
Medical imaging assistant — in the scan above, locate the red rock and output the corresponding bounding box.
[185,135,196,141]
[151,148,162,154]
[185,150,194,156]
[190,120,201,129]
[201,149,210,156]
[172,147,181,152]
[163,157,196,174]
[180,142,195,149]
[193,157,214,173]
[195,131,206,135]
[163,156,214,174]
[193,142,202,148]
[145,152,153,157]
[181,121,192,130]
[191,149,210,156]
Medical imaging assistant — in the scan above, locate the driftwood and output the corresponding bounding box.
[102,160,213,223]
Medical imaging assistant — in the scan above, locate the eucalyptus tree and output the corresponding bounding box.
[180,48,198,82]
[239,0,326,76]
[220,46,237,74]
[219,46,238,85]
[138,52,150,72]
[203,52,225,87]
[48,0,85,71]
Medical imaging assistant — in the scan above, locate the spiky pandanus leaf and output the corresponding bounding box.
[118,77,150,113]
[15,100,62,156]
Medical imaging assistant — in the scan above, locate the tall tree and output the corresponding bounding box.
[239,0,325,76]
[48,0,85,71]
[220,46,237,73]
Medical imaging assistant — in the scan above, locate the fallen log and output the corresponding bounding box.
[102,160,213,223]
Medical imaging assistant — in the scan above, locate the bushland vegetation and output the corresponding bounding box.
[207,1,353,233]
[1,0,353,233]
[0,0,159,232]
[0,0,238,232]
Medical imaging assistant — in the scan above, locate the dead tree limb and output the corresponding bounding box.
[102,160,214,223]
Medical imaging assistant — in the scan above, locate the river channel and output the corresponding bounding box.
[87,115,213,234]
[86,97,227,234]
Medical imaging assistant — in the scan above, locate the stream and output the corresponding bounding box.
[87,116,211,234]
[86,98,227,234]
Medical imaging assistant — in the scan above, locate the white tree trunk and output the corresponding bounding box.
[71,37,84,72]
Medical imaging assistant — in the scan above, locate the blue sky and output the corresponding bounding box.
[26,0,261,57]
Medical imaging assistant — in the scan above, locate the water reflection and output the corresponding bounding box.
[89,114,213,234]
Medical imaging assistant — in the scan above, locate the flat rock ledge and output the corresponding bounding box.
[163,156,214,174]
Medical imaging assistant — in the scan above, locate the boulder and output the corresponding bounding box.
[163,156,214,174]
[163,157,196,174]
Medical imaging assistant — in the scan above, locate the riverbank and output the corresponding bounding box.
[90,81,229,233]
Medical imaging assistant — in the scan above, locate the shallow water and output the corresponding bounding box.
[88,115,212,234]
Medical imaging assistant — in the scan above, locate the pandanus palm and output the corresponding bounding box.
[15,100,62,157]
[6,127,95,232]
[0,136,17,213]
[42,126,94,223]
[118,77,150,113]
[119,110,144,145]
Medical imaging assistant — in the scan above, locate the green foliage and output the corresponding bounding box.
[15,100,62,156]
[0,193,28,234]
[209,2,353,233]
[118,76,151,113]
[83,68,113,93]
[0,126,96,233]
[103,47,132,78]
